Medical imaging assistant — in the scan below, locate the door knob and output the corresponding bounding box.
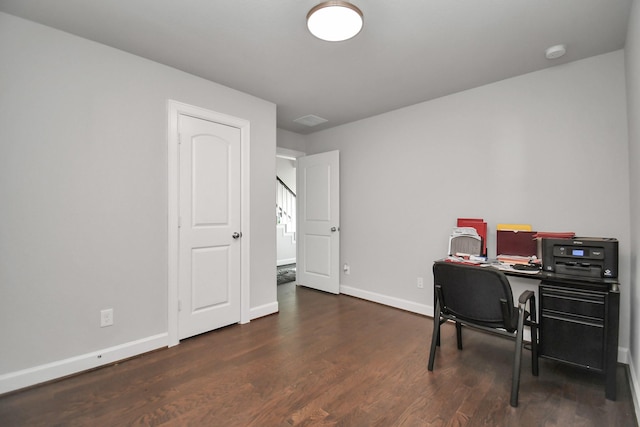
[232,232,242,239]
[331,227,337,232]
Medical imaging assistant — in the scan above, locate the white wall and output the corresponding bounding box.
[305,51,631,356]
[0,12,277,391]
[277,128,307,154]
[625,0,640,408]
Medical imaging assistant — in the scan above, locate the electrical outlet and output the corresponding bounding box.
[344,264,350,275]
[100,308,114,327]
[417,277,424,289]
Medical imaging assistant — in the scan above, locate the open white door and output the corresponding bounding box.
[296,151,340,294]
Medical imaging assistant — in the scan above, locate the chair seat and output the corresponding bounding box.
[452,309,531,332]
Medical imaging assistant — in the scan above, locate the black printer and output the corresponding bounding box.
[542,237,618,279]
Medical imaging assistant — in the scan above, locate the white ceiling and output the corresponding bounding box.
[0,0,632,134]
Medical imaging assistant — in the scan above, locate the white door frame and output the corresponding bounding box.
[167,100,251,347]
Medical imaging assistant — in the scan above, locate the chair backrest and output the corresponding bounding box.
[433,261,515,329]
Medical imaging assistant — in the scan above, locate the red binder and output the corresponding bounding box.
[457,218,487,256]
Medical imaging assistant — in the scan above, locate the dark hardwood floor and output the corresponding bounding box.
[1,282,637,426]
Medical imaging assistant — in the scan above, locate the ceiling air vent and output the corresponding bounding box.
[293,114,328,127]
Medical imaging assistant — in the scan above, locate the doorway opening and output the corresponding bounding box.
[276,147,304,287]
[275,148,340,294]
[276,154,297,284]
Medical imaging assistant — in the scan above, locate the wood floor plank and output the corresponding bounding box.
[0,282,637,426]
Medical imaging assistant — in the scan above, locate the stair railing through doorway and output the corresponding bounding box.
[276,177,296,236]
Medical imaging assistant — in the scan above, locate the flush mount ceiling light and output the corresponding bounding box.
[307,1,363,42]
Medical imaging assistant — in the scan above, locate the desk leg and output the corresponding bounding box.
[606,288,620,400]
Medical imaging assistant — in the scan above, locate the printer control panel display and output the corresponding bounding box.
[553,246,604,260]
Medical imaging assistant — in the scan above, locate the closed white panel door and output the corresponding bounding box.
[297,151,340,294]
[178,114,241,339]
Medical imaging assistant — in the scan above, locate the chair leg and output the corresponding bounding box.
[435,287,442,347]
[510,306,526,407]
[428,299,442,371]
[456,322,463,350]
[528,298,539,377]
[529,321,539,377]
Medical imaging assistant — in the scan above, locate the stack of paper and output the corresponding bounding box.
[496,254,536,265]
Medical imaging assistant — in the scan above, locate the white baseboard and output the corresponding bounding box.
[250,301,279,320]
[277,258,296,266]
[619,346,630,365]
[627,352,640,422]
[0,333,168,395]
[340,285,433,316]
[0,302,280,395]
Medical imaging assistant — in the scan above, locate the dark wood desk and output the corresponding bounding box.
[504,269,620,401]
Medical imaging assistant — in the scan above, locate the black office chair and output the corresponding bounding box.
[428,261,539,407]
